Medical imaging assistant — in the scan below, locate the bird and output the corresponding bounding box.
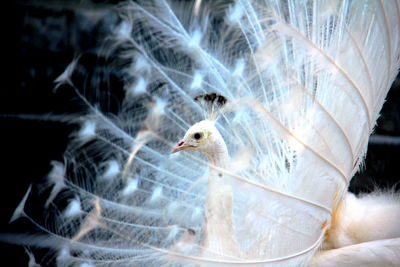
[2,0,400,266]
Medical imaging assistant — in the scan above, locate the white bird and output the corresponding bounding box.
[2,0,400,266]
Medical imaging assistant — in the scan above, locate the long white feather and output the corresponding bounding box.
[2,0,400,266]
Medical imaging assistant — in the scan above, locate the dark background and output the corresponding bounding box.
[1,1,399,265]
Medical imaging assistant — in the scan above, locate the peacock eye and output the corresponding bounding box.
[193,132,203,140]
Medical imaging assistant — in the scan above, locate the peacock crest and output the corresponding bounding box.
[194,93,228,120]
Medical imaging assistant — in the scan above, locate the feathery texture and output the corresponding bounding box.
[3,0,400,266]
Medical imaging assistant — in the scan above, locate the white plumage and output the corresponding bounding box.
[2,0,400,266]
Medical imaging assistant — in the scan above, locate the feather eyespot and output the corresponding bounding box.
[193,132,203,140]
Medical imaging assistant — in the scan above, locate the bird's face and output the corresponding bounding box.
[171,120,215,154]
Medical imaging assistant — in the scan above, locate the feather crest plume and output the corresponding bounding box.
[2,0,400,266]
[194,93,228,120]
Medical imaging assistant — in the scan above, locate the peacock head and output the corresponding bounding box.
[171,120,219,154]
[171,93,228,159]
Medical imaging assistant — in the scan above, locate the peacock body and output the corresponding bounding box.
[3,0,400,266]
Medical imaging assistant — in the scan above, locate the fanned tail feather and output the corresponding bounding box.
[3,0,400,266]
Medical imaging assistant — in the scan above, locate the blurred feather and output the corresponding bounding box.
[2,0,400,266]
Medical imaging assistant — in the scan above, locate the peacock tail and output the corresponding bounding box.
[3,0,400,266]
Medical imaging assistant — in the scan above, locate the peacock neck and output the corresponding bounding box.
[201,130,243,258]
[204,131,229,170]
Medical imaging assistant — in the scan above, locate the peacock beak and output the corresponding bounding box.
[171,140,189,153]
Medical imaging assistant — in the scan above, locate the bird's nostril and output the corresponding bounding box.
[177,141,184,147]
